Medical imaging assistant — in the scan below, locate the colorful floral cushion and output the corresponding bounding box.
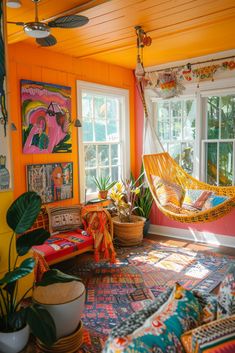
[181,315,235,353]
[151,175,184,207]
[217,263,235,319]
[182,189,212,211]
[203,194,229,210]
[103,284,201,353]
[47,205,83,234]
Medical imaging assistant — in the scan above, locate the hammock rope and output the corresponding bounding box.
[143,152,235,223]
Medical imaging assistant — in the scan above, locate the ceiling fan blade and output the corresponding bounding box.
[7,21,25,26]
[48,15,89,29]
[36,35,57,47]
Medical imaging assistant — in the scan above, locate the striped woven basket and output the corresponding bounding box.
[112,215,145,246]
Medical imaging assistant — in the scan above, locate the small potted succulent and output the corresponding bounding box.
[93,175,116,199]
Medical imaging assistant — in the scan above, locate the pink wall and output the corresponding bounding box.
[134,80,235,237]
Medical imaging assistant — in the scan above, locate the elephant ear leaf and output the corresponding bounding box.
[26,304,56,346]
[37,269,82,286]
[0,258,35,285]
[16,228,50,256]
[6,192,42,234]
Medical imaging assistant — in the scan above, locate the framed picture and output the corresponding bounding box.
[27,162,73,204]
[21,80,72,154]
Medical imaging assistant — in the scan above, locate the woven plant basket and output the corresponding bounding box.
[112,215,145,246]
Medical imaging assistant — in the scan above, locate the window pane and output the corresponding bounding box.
[107,120,119,141]
[221,95,235,139]
[207,96,219,139]
[158,102,169,119]
[98,145,109,166]
[112,166,120,181]
[100,167,110,179]
[183,100,196,140]
[83,120,94,142]
[219,142,233,186]
[158,120,170,140]
[82,94,92,120]
[181,143,194,174]
[206,143,217,185]
[94,96,105,120]
[169,143,181,164]
[107,98,118,120]
[111,144,119,165]
[84,145,96,168]
[171,101,182,117]
[172,117,182,140]
[94,120,106,141]
[86,168,97,193]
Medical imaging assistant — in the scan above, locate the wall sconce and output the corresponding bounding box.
[74,118,82,128]
[7,0,22,8]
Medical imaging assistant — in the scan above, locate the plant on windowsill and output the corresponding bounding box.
[93,175,117,199]
[0,191,81,353]
[109,180,145,246]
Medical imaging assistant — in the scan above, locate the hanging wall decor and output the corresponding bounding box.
[26,162,73,204]
[0,2,12,191]
[21,80,72,154]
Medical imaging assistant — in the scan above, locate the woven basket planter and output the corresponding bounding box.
[112,215,145,246]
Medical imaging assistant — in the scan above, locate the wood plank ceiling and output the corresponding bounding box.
[6,0,235,69]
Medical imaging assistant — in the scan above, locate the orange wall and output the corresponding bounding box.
[8,42,136,203]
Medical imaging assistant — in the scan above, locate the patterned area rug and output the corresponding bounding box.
[65,239,234,353]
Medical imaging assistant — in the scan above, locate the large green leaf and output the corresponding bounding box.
[6,192,42,234]
[16,228,50,256]
[0,258,35,285]
[37,269,81,287]
[26,304,56,346]
[7,308,27,331]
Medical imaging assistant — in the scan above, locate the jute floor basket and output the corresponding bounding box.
[112,215,145,246]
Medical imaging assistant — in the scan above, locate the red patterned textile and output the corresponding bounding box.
[82,205,116,263]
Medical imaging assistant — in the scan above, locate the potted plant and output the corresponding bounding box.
[93,175,116,199]
[109,180,145,246]
[132,167,153,236]
[0,191,81,353]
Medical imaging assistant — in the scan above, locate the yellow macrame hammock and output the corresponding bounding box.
[143,152,235,223]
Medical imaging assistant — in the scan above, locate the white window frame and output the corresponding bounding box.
[77,80,130,202]
[149,77,235,186]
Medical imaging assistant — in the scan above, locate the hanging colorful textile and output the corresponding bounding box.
[81,205,116,263]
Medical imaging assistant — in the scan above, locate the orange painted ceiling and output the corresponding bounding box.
[6,0,235,69]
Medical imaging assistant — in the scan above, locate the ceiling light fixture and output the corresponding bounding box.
[24,23,51,38]
[6,0,22,8]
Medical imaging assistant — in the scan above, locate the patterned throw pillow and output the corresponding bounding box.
[151,175,184,207]
[203,194,229,210]
[103,284,201,353]
[182,189,212,211]
[217,263,235,319]
[47,205,83,234]
[181,315,235,353]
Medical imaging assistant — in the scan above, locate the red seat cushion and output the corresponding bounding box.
[33,229,93,263]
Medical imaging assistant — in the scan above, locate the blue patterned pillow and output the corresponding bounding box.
[103,284,201,353]
[203,194,228,210]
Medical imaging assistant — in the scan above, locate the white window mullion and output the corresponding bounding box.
[216,142,219,186]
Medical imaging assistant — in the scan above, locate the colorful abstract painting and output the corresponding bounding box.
[27,162,73,204]
[21,80,72,154]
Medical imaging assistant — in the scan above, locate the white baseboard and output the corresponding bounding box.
[149,224,235,248]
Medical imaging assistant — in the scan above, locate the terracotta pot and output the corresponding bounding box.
[0,324,30,353]
[112,215,145,246]
[98,190,108,199]
[33,281,85,339]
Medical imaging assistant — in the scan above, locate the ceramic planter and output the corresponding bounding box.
[33,281,85,339]
[0,324,30,353]
[98,190,108,199]
[112,215,145,246]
